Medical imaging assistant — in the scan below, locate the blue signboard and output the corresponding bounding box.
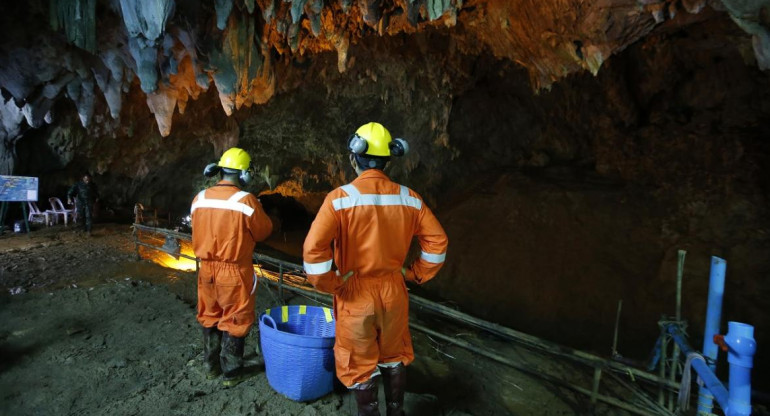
[0,175,39,202]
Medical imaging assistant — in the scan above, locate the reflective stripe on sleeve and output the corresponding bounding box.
[420,251,446,263]
[304,259,333,274]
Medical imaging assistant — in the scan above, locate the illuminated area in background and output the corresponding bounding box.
[137,230,317,294]
[141,238,198,271]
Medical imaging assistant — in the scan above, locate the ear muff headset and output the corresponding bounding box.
[239,167,252,185]
[348,133,368,155]
[348,134,410,157]
[222,166,252,186]
[203,163,221,177]
[389,138,409,157]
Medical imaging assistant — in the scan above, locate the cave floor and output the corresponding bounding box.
[0,223,647,415]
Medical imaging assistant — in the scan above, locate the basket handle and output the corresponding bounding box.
[261,313,277,329]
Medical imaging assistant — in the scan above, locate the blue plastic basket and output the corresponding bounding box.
[259,305,336,401]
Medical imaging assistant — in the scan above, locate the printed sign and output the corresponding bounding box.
[0,175,39,202]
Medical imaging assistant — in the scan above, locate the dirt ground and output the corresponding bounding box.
[0,223,669,415]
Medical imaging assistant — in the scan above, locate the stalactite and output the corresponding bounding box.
[119,0,175,93]
[172,28,210,90]
[76,78,95,127]
[307,0,322,37]
[0,98,25,175]
[1,98,25,140]
[209,8,270,116]
[244,0,256,13]
[146,85,177,137]
[215,0,233,30]
[426,0,452,21]
[288,22,301,52]
[100,49,127,120]
[359,0,382,27]
[290,0,309,24]
[49,0,97,53]
[258,0,276,23]
[721,0,770,70]
[340,0,353,13]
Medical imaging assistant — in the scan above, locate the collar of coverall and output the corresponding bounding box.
[355,169,389,182]
[215,179,240,188]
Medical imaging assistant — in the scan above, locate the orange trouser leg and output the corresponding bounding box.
[334,272,414,387]
[197,261,256,337]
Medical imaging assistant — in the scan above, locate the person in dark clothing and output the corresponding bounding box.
[67,173,99,234]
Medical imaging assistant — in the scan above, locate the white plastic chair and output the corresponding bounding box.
[48,197,76,226]
[27,201,51,226]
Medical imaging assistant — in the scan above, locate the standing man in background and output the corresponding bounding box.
[67,172,99,235]
[303,122,449,416]
[191,147,273,387]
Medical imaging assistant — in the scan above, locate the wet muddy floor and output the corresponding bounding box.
[0,223,666,415]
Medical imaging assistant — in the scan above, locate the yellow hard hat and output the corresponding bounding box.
[218,147,251,171]
[351,122,392,157]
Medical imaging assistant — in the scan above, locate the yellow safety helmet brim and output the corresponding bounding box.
[356,122,392,157]
[218,147,251,171]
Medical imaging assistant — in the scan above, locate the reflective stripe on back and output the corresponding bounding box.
[341,184,361,197]
[332,183,422,211]
[191,189,255,216]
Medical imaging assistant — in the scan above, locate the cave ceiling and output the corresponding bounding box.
[1,0,768,150]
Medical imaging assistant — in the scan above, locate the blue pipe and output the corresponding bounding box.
[699,256,726,415]
[666,322,756,416]
[666,324,729,410]
[725,322,756,416]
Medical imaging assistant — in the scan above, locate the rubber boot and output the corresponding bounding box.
[381,364,406,416]
[353,377,380,416]
[202,326,222,379]
[221,331,252,387]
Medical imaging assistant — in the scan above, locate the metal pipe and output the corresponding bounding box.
[699,256,726,415]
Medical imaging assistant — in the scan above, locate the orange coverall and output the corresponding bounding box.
[303,169,448,387]
[191,181,272,337]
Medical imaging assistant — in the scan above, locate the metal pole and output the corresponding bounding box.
[591,367,602,405]
[612,299,623,357]
[676,250,686,322]
[0,201,8,235]
[21,202,30,237]
[659,329,668,406]
[669,250,686,410]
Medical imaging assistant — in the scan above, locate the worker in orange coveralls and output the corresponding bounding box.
[191,147,272,387]
[303,122,449,415]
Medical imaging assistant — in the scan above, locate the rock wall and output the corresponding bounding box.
[2,0,769,393]
[431,15,770,389]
